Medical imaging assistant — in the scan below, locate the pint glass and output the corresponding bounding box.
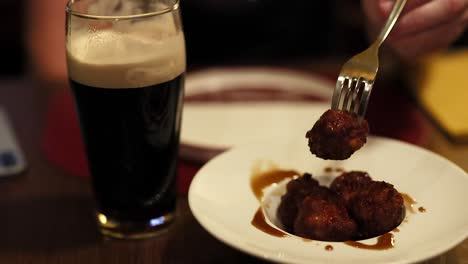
[66,0,185,239]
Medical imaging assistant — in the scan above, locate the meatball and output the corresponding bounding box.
[293,188,357,241]
[277,171,405,241]
[285,173,319,193]
[350,181,405,239]
[277,173,319,232]
[305,109,369,160]
[330,171,373,209]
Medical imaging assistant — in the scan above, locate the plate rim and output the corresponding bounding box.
[185,66,334,98]
[180,66,334,162]
[180,101,330,163]
[188,136,468,264]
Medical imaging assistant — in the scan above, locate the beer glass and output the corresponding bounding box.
[65,0,185,239]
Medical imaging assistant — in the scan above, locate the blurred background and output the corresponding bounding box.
[0,2,467,263]
[3,0,463,77]
[1,0,466,158]
[0,1,25,76]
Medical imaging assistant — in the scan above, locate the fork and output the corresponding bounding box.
[331,0,407,119]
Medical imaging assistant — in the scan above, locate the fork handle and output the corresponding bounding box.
[375,0,408,46]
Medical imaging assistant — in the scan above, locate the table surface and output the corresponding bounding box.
[0,76,466,264]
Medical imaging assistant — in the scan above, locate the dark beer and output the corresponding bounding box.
[70,75,184,221]
[66,0,186,237]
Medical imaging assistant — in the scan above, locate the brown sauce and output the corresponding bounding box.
[401,193,417,214]
[251,208,287,238]
[324,167,345,173]
[250,169,299,200]
[418,207,426,213]
[344,233,394,250]
[393,228,400,232]
[249,167,416,251]
[185,87,326,103]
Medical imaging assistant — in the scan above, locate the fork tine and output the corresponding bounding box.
[341,78,352,111]
[331,76,345,110]
[343,77,358,112]
[357,81,373,118]
[349,78,364,114]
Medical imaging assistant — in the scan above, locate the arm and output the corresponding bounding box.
[25,0,69,90]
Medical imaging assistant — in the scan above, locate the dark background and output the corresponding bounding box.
[2,0,467,77]
[1,1,25,76]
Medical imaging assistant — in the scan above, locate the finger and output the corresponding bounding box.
[372,0,432,24]
[380,0,433,17]
[391,0,468,36]
[362,0,432,33]
[362,0,385,26]
[388,11,468,59]
[405,0,433,10]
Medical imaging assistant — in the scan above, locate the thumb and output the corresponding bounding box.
[362,0,431,25]
[361,0,394,41]
[361,0,393,26]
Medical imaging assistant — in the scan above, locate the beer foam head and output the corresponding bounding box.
[67,17,185,88]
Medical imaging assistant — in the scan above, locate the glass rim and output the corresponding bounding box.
[66,0,180,20]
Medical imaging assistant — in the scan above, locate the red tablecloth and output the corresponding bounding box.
[41,89,201,194]
[41,78,426,195]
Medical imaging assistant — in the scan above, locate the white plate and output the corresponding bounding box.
[181,67,333,162]
[188,136,468,264]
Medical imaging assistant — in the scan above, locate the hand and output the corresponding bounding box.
[362,0,468,60]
